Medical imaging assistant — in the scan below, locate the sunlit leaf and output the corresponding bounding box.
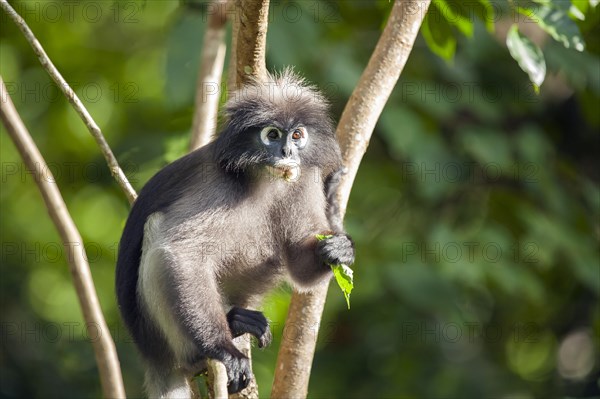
[331,264,354,309]
[569,2,587,20]
[519,5,586,51]
[316,234,354,309]
[506,25,546,87]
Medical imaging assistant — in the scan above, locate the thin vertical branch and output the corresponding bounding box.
[189,0,229,151]
[228,0,270,89]
[0,0,137,204]
[271,1,432,397]
[0,76,126,399]
[207,1,271,397]
[207,359,229,399]
[227,0,239,91]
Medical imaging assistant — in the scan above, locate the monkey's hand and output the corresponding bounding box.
[317,233,355,266]
[221,346,252,394]
[226,307,273,348]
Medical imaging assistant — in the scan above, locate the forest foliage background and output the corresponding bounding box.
[1,0,599,398]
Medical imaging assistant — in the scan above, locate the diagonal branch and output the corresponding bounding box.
[0,76,126,399]
[271,1,432,397]
[189,0,229,151]
[0,0,137,205]
[335,0,431,212]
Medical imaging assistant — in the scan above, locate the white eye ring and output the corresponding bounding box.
[260,127,282,144]
[291,126,308,148]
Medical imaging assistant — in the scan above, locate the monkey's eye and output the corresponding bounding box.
[291,127,308,148]
[260,126,282,144]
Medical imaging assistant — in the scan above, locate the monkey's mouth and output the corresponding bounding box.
[266,159,301,182]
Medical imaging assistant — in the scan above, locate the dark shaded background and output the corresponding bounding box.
[1,1,598,398]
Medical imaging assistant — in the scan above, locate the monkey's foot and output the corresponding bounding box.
[221,348,252,394]
[226,307,273,348]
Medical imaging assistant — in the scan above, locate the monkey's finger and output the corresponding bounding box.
[227,378,240,394]
[227,307,268,325]
[258,328,273,348]
[228,369,250,394]
[229,312,269,330]
[235,308,268,324]
[229,315,269,342]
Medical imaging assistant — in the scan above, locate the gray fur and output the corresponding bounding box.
[116,70,355,397]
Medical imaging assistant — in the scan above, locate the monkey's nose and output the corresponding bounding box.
[281,145,292,158]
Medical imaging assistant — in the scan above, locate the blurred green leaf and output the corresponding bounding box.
[473,0,495,32]
[506,25,546,87]
[459,127,514,169]
[422,6,457,60]
[519,5,586,51]
[433,0,474,37]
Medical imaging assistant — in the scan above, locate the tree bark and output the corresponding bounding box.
[0,76,126,399]
[271,1,432,397]
[210,1,271,397]
[228,0,270,89]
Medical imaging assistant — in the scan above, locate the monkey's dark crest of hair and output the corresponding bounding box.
[115,69,355,397]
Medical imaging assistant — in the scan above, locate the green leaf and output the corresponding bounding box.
[531,0,572,13]
[331,264,354,309]
[519,5,586,51]
[433,0,474,37]
[474,0,495,32]
[316,234,354,309]
[422,6,457,60]
[569,1,586,20]
[506,25,547,87]
[315,234,333,241]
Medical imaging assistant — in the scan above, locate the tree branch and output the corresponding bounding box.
[207,359,229,399]
[189,0,229,151]
[228,0,270,89]
[0,76,126,399]
[206,1,271,397]
[271,1,431,397]
[0,0,137,205]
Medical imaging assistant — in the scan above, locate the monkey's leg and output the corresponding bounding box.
[226,307,272,348]
[140,245,252,394]
[166,254,252,393]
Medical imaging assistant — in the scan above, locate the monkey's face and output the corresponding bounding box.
[258,125,308,182]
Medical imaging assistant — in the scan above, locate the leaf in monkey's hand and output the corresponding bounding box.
[315,234,332,241]
[315,234,354,309]
[330,263,354,309]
